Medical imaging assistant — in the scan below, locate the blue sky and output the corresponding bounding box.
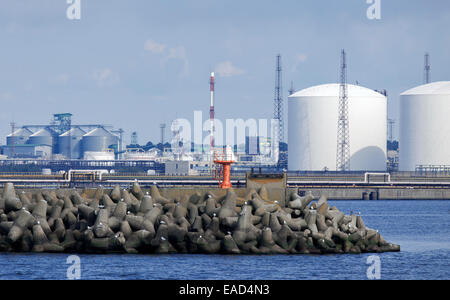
[0,0,449,145]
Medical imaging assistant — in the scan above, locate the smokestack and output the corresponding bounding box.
[210,72,215,149]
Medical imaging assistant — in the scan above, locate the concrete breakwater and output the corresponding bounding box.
[0,182,399,254]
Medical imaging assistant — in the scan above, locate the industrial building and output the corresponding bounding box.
[245,136,273,156]
[1,144,52,158]
[399,81,450,171]
[1,114,121,160]
[288,83,387,171]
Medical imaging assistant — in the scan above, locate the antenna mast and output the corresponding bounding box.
[336,49,350,171]
[274,54,284,144]
[131,131,138,145]
[388,119,395,142]
[210,72,215,150]
[10,122,16,158]
[424,53,431,84]
[160,123,166,144]
[289,81,295,96]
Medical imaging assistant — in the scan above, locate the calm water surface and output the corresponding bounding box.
[0,200,449,280]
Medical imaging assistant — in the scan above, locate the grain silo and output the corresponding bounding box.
[26,128,53,147]
[6,128,33,145]
[288,83,387,171]
[58,127,86,159]
[81,127,118,156]
[399,81,450,171]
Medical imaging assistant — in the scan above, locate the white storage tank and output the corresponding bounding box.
[288,83,387,171]
[81,127,118,155]
[27,128,53,147]
[58,127,85,159]
[399,81,450,171]
[6,128,33,145]
[83,151,115,161]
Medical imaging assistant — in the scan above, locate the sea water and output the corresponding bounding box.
[0,200,449,280]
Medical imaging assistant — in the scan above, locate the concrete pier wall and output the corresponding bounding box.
[378,188,450,200]
[294,188,450,200]
[3,186,450,201]
[78,187,450,202]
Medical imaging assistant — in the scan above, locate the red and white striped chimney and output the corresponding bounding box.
[210,72,215,149]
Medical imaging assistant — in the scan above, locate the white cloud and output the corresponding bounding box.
[151,95,167,102]
[92,68,119,87]
[144,39,166,53]
[166,46,186,60]
[52,73,70,85]
[214,61,244,77]
[144,39,190,76]
[292,53,308,71]
[295,53,308,63]
[0,92,13,102]
[164,46,189,76]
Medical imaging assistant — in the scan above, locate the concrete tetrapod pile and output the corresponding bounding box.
[0,182,400,254]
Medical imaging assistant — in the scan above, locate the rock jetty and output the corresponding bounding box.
[0,182,400,254]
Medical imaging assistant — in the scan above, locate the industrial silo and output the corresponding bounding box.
[58,127,86,159]
[26,128,53,147]
[399,81,450,171]
[81,127,118,156]
[6,128,33,145]
[288,83,387,171]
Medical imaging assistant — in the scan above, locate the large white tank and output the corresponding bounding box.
[27,128,53,147]
[81,127,118,154]
[288,83,387,171]
[6,128,33,145]
[83,151,115,161]
[58,127,86,159]
[399,81,450,171]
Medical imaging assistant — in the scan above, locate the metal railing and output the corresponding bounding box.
[415,165,450,176]
[212,148,234,162]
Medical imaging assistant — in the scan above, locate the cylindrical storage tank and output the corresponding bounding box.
[83,151,115,160]
[6,128,33,145]
[81,127,118,156]
[58,127,86,159]
[288,83,387,171]
[26,128,53,147]
[399,81,450,171]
